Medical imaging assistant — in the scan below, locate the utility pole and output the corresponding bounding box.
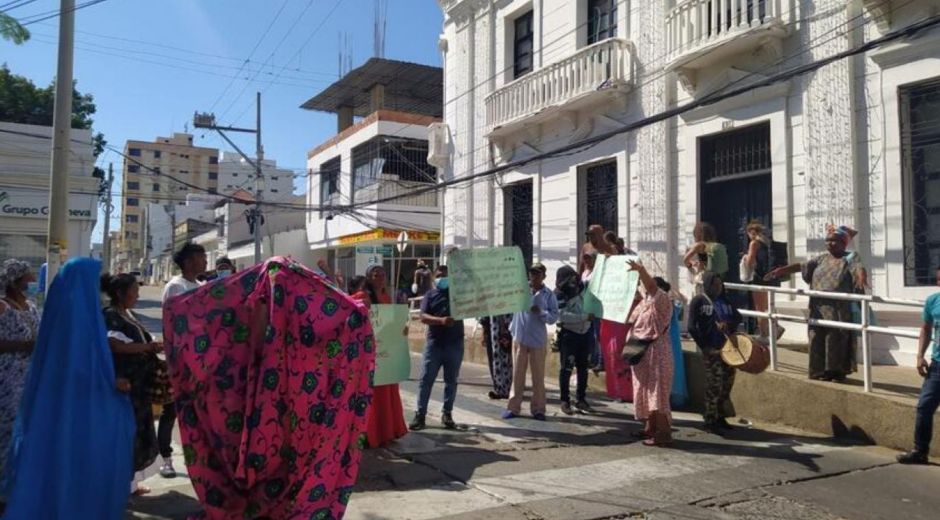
[194,92,264,265]
[254,92,263,264]
[101,162,114,271]
[45,0,75,287]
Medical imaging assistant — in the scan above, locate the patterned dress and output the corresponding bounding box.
[481,315,513,398]
[0,298,40,483]
[629,291,674,424]
[803,253,863,379]
[163,258,375,520]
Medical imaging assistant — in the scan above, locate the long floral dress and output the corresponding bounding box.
[629,291,674,425]
[0,298,40,485]
[803,253,864,379]
[481,315,513,398]
[163,258,375,520]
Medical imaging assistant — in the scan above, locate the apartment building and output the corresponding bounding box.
[115,133,219,272]
[437,0,940,365]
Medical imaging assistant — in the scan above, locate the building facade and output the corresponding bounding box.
[217,151,296,202]
[0,122,99,269]
[304,58,444,293]
[437,0,940,365]
[115,133,219,272]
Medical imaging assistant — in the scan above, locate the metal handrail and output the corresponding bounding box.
[725,282,924,392]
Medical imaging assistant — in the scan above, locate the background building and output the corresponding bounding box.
[217,151,296,202]
[437,0,940,365]
[304,58,444,293]
[115,132,219,272]
[0,122,99,269]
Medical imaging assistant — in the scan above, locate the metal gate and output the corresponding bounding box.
[581,160,619,236]
[504,181,534,266]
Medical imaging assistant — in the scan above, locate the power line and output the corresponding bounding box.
[208,0,291,113]
[0,0,38,13]
[19,0,107,26]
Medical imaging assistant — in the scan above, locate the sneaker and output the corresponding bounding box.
[159,459,177,479]
[575,400,594,413]
[896,450,929,465]
[775,326,786,341]
[560,402,574,415]
[702,423,725,436]
[501,410,518,420]
[441,412,457,430]
[409,413,426,431]
[532,412,547,421]
[717,418,733,430]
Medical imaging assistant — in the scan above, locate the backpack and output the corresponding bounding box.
[705,242,728,276]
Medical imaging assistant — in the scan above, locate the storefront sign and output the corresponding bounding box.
[448,246,529,320]
[0,189,95,221]
[338,228,440,245]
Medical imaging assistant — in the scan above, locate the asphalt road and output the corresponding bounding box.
[125,286,940,520]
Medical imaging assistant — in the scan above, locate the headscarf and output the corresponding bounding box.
[826,224,857,249]
[163,257,375,520]
[555,265,581,299]
[1,257,134,520]
[0,259,30,290]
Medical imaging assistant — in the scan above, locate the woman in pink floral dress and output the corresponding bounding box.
[626,260,674,447]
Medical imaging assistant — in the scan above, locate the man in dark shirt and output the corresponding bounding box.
[410,265,465,431]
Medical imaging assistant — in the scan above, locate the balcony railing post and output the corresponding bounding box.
[861,299,872,393]
[767,288,779,371]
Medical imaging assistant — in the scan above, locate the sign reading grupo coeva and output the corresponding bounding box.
[0,189,95,220]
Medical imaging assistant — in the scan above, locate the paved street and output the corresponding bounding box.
[127,287,940,520]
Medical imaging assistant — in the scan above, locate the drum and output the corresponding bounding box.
[720,334,770,374]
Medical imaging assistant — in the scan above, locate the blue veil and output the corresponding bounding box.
[2,258,134,520]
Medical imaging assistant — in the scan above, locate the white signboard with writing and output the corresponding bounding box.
[0,187,96,221]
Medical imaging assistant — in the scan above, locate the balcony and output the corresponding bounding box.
[666,0,791,91]
[485,38,634,136]
[354,176,439,208]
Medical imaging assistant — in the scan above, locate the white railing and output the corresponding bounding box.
[725,283,923,393]
[666,0,786,63]
[485,38,633,130]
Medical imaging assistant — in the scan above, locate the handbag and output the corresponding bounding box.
[621,322,670,365]
[739,256,755,283]
[149,356,174,405]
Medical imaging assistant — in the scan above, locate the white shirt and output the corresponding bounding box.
[162,275,201,304]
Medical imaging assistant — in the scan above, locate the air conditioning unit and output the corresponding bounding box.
[427,122,450,170]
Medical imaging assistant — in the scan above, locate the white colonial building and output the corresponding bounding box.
[437,0,940,365]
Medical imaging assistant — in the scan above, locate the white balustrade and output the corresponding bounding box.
[666,0,786,64]
[485,38,633,131]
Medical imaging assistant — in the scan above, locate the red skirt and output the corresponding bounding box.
[365,384,408,448]
[601,320,634,402]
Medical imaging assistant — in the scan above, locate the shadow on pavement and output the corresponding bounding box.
[125,490,202,520]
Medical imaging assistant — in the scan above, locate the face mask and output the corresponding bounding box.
[26,282,39,296]
[217,269,232,279]
[435,277,449,290]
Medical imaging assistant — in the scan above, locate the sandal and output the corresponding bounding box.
[132,485,151,496]
[642,437,674,447]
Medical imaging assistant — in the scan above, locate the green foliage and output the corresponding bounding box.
[0,14,30,45]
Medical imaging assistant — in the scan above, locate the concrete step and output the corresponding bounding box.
[408,322,935,455]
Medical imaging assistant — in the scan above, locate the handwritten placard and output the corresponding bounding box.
[584,254,639,323]
[448,247,529,320]
[369,304,411,386]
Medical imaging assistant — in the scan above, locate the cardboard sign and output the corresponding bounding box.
[448,247,529,320]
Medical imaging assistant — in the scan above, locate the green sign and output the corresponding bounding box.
[369,304,411,386]
[448,246,529,320]
[584,254,639,324]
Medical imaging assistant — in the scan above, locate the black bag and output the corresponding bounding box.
[621,322,670,365]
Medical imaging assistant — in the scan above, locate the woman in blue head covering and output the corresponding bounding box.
[2,258,134,520]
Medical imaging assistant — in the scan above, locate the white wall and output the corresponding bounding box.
[305,118,441,249]
[439,0,940,365]
[217,151,296,201]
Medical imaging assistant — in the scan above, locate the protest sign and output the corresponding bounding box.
[369,304,411,385]
[584,255,640,323]
[448,246,529,320]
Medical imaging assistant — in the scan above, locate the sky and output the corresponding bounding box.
[0,0,444,243]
